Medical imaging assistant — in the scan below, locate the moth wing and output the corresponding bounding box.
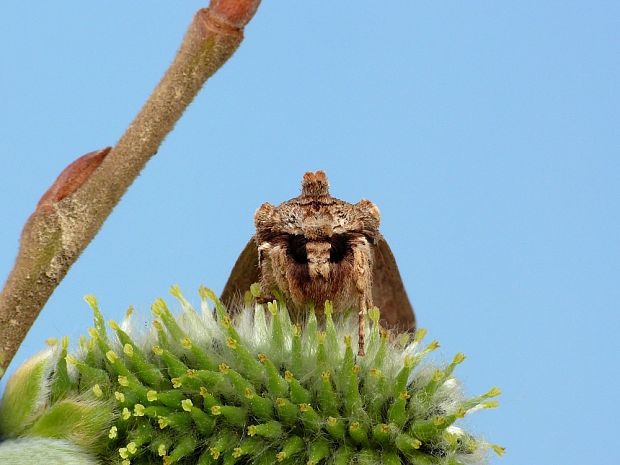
[221,238,260,308]
[372,238,416,331]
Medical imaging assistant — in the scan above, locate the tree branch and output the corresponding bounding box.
[0,1,262,378]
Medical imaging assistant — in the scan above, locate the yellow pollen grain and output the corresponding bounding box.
[123,344,134,357]
[181,399,193,412]
[133,404,145,417]
[92,384,103,398]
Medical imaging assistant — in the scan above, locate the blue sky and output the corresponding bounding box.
[1,2,618,464]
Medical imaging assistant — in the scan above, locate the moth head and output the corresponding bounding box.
[254,171,381,281]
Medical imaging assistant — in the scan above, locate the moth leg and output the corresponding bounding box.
[357,297,367,356]
[350,235,373,356]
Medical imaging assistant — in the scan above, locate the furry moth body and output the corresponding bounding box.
[222,171,415,355]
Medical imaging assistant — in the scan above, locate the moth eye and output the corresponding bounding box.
[287,235,308,264]
[330,234,350,263]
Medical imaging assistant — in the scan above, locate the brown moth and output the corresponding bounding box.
[221,171,415,355]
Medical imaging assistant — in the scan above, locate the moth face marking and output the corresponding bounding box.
[222,171,416,357]
[254,171,380,355]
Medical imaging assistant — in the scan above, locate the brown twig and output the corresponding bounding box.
[0,0,262,378]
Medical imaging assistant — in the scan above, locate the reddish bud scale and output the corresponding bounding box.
[38,147,111,208]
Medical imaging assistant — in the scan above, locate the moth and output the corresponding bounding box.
[222,171,415,355]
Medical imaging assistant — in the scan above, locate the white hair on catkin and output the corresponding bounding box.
[0,438,99,465]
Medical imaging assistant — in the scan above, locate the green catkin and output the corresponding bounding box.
[224,367,253,397]
[79,335,96,366]
[232,436,265,459]
[211,405,247,428]
[180,335,218,372]
[108,321,164,388]
[411,412,464,442]
[151,298,186,343]
[159,411,193,431]
[317,370,338,416]
[332,445,354,465]
[383,450,403,465]
[200,286,228,322]
[348,420,370,446]
[259,354,289,398]
[188,405,216,435]
[65,354,110,389]
[141,404,173,420]
[267,301,284,356]
[325,416,346,440]
[276,435,304,462]
[148,434,173,457]
[150,389,184,408]
[244,387,274,420]
[0,288,501,465]
[199,387,220,410]
[298,403,322,432]
[370,329,389,369]
[387,389,411,427]
[343,363,363,416]
[275,397,298,425]
[357,448,381,465]
[152,347,190,379]
[315,334,329,373]
[302,309,318,351]
[394,356,415,395]
[196,369,229,393]
[208,429,237,461]
[255,450,279,465]
[423,353,465,401]
[395,433,422,455]
[84,295,108,345]
[367,368,389,419]
[290,326,303,378]
[307,438,330,465]
[323,302,339,356]
[403,451,437,465]
[166,434,196,463]
[51,337,72,402]
[372,423,393,445]
[459,386,502,412]
[248,420,283,439]
[197,448,218,465]
[336,336,355,393]
[152,320,171,350]
[286,371,312,404]
[223,329,264,385]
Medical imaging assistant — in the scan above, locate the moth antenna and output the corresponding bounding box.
[301,171,329,197]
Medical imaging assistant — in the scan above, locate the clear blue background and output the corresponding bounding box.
[1,2,618,464]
